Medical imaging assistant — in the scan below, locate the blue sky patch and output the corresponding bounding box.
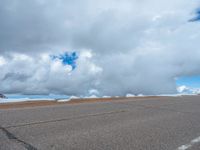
[189,8,200,22]
[176,76,200,88]
[51,52,78,70]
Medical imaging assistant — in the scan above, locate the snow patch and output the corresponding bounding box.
[57,98,71,102]
[102,96,111,98]
[137,94,145,97]
[126,94,136,97]
[57,95,80,102]
[0,98,55,103]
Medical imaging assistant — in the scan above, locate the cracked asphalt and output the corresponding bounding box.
[1,96,200,150]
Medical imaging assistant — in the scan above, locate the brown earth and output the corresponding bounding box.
[0,96,160,109]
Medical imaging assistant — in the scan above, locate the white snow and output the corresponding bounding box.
[0,98,55,103]
[57,98,71,102]
[102,96,111,98]
[126,94,136,97]
[137,94,145,97]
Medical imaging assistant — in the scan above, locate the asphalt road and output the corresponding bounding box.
[1,96,200,150]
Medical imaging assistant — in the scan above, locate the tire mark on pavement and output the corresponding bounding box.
[116,102,200,115]
[3,109,127,129]
[0,126,37,150]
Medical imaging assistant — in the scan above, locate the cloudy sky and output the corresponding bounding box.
[0,0,200,97]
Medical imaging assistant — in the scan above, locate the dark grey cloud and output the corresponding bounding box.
[0,0,70,53]
[3,72,29,82]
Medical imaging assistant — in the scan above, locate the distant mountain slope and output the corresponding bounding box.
[0,94,7,99]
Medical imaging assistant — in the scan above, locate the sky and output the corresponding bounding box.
[0,0,200,97]
[176,76,200,88]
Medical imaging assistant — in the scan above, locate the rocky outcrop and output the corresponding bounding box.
[0,94,7,99]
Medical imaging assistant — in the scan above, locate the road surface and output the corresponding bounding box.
[1,96,200,150]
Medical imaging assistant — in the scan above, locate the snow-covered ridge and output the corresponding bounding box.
[0,93,196,103]
[0,98,56,103]
[1,87,199,104]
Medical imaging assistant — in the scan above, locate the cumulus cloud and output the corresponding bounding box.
[177,85,200,94]
[0,0,200,96]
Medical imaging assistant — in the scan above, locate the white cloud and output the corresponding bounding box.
[177,85,200,94]
[0,56,6,66]
[0,0,200,96]
[177,86,191,93]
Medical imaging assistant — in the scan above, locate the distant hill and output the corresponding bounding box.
[0,94,7,99]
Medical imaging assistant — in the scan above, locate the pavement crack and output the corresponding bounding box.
[116,102,198,115]
[3,109,127,129]
[0,126,37,150]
